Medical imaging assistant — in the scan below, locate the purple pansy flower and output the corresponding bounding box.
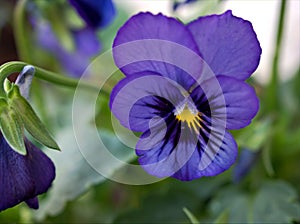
[110,11,261,181]
[0,135,55,211]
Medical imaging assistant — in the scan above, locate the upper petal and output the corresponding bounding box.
[113,12,203,89]
[187,10,262,80]
[0,136,55,211]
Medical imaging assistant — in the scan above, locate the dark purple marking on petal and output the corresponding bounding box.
[188,10,262,80]
[172,131,237,180]
[113,12,203,90]
[136,120,198,178]
[0,135,55,211]
[190,75,259,130]
[110,73,185,132]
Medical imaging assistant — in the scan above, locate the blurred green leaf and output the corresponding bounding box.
[209,186,249,223]
[253,180,300,223]
[113,188,199,223]
[234,118,272,151]
[209,180,300,223]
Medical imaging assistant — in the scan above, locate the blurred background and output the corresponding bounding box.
[0,0,299,223]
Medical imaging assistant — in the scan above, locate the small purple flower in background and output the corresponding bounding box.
[173,0,197,11]
[110,11,261,181]
[232,148,260,183]
[33,0,116,77]
[69,0,116,29]
[0,67,55,211]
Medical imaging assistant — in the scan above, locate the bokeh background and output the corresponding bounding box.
[0,0,299,223]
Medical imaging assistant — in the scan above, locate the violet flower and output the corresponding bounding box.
[69,0,116,29]
[110,11,261,181]
[34,0,115,77]
[0,67,55,211]
[0,135,55,211]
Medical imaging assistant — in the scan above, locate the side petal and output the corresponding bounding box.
[191,76,259,130]
[188,10,262,80]
[113,12,202,89]
[110,73,185,132]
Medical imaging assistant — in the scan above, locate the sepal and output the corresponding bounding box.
[0,100,26,155]
[8,85,60,151]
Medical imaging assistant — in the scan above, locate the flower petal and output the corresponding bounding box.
[191,76,259,130]
[113,12,202,89]
[24,139,55,196]
[136,114,237,181]
[171,130,237,180]
[188,10,262,80]
[25,197,39,209]
[136,119,198,178]
[110,73,185,132]
[0,136,55,211]
[69,0,116,29]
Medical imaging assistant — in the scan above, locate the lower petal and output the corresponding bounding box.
[172,131,237,181]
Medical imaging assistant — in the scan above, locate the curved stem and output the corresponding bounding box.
[13,0,32,62]
[0,61,102,96]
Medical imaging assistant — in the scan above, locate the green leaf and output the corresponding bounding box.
[209,180,300,223]
[209,186,249,223]
[0,106,26,155]
[253,180,300,223]
[8,86,60,151]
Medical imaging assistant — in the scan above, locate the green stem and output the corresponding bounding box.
[13,0,32,62]
[266,0,287,112]
[0,61,101,97]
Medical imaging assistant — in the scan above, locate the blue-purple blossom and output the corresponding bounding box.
[33,0,115,77]
[69,0,116,29]
[35,24,101,77]
[0,135,55,211]
[173,0,197,11]
[232,148,260,183]
[110,11,261,181]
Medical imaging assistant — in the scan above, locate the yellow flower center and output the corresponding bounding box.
[175,104,202,133]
